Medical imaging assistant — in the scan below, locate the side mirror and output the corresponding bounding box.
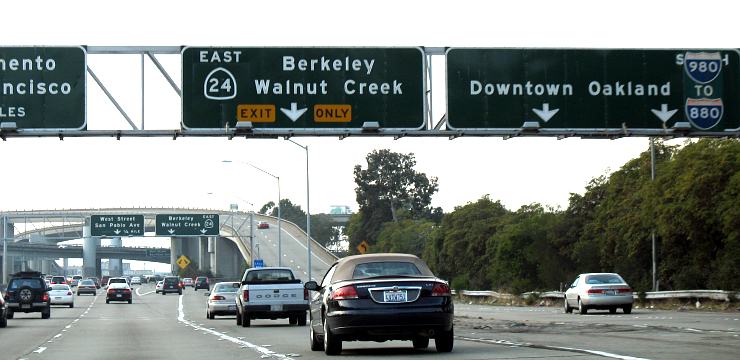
[304,281,321,291]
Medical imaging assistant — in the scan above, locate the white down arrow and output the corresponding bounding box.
[280,103,308,122]
[532,103,559,122]
[651,104,678,123]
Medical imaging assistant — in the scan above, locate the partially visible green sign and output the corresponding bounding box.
[182,47,425,130]
[155,214,219,236]
[446,48,740,132]
[91,215,144,237]
[0,47,86,129]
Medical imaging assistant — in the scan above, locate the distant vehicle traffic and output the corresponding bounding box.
[195,276,210,291]
[70,275,83,287]
[206,282,240,319]
[155,281,164,294]
[236,267,308,327]
[161,276,182,295]
[50,276,66,285]
[183,278,194,288]
[86,277,101,289]
[107,277,128,288]
[305,253,454,355]
[257,221,269,229]
[106,283,133,304]
[48,284,74,308]
[77,280,97,296]
[564,273,634,314]
[131,276,142,285]
[5,271,52,319]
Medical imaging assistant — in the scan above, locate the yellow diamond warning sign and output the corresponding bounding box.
[176,255,191,269]
[356,240,369,255]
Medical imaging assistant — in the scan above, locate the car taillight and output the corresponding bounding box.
[331,285,358,300]
[304,288,309,300]
[243,290,249,301]
[108,288,115,294]
[617,288,632,294]
[211,295,225,301]
[123,289,131,294]
[42,293,49,302]
[431,283,451,296]
[587,289,605,294]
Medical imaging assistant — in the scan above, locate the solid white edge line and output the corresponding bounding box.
[177,294,294,360]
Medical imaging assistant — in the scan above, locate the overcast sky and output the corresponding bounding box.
[2,1,734,272]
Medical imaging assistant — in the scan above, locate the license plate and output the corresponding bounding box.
[228,305,236,311]
[606,290,617,295]
[384,290,408,302]
[21,304,30,309]
[55,297,62,300]
[116,294,122,298]
[270,304,283,311]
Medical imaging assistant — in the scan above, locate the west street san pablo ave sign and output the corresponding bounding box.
[155,214,219,236]
[181,47,425,130]
[446,48,740,133]
[0,46,86,129]
[91,215,144,237]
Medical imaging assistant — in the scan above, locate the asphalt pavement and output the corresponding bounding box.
[1,283,737,359]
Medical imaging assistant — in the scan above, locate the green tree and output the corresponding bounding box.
[258,199,339,249]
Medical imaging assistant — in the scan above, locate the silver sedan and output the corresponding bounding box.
[206,282,240,319]
[564,273,633,314]
[48,284,75,308]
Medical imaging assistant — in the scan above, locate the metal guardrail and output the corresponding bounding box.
[457,290,740,302]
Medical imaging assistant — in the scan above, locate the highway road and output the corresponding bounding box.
[2,283,737,359]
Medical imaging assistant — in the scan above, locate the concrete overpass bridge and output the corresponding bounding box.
[1,208,337,284]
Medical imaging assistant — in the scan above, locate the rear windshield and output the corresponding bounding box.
[352,261,423,279]
[164,277,180,284]
[244,269,295,282]
[51,284,69,290]
[9,278,44,289]
[52,276,65,282]
[214,283,239,293]
[109,278,127,284]
[585,274,625,284]
[80,280,94,285]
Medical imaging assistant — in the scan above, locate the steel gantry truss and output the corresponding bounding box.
[1,46,738,140]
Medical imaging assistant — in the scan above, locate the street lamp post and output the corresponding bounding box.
[287,139,311,282]
[222,160,282,267]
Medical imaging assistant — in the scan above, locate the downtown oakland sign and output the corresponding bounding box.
[446,48,740,133]
[181,47,425,130]
[0,47,86,129]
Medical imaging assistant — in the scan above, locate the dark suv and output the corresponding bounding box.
[161,276,182,295]
[4,271,51,319]
[194,276,209,291]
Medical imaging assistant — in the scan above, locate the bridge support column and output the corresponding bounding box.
[2,218,14,284]
[199,236,209,272]
[82,220,97,278]
[109,237,123,277]
[41,259,52,275]
[63,258,68,277]
[208,236,217,276]
[170,237,182,275]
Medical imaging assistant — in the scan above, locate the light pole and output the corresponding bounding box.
[287,139,312,282]
[222,160,282,267]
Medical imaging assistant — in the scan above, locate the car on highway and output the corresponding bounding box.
[106,283,133,304]
[107,277,128,288]
[77,279,97,296]
[195,276,210,291]
[50,275,67,285]
[48,284,75,308]
[131,276,142,285]
[564,273,634,315]
[257,221,269,229]
[236,267,308,327]
[206,282,240,319]
[0,289,8,328]
[86,277,101,289]
[304,253,454,355]
[183,278,194,288]
[100,276,111,288]
[161,276,182,295]
[4,271,52,319]
[70,275,83,287]
[155,281,164,294]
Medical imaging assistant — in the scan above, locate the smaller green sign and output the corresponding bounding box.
[91,215,144,237]
[155,214,219,236]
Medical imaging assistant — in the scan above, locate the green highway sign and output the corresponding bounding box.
[155,214,219,236]
[0,47,86,129]
[91,215,144,237]
[446,48,740,133]
[182,47,425,130]
[145,248,170,258]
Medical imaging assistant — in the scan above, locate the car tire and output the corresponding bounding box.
[578,298,588,315]
[7,310,14,319]
[609,307,617,314]
[623,305,632,314]
[128,299,132,304]
[564,298,573,313]
[236,310,242,325]
[323,317,342,355]
[435,326,454,353]
[106,299,110,304]
[69,303,74,308]
[413,337,429,349]
[297,311,307,326]
[162,292,166,295]
[289,316,298,325]
[41,307,50,319]
[241,311,250,327]
[0,314,7,328]
[178,291,182,295]
[310,317,323,351]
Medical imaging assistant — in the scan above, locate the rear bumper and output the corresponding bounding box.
[242,304,309,319]
[209,302,238,314]
[581,295,634,307]
[106,294,132,301]
[50,297,74,305]
[326,307,453,340]
[7,302,49,312]
[77,289,97,294]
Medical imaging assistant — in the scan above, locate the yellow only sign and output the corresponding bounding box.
[176,255,191,269]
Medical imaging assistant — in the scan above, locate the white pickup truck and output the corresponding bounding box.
[235,267,308,327]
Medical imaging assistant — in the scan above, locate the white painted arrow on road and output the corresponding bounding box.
[651,104,678,123]
[532,103,559,122]
[280,102,308,122]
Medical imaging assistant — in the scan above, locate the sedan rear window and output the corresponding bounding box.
[9,278,43,289]
[585,274,625,284]
[214,283,239,293]
[352,261,423,279]
[51,285,70,290]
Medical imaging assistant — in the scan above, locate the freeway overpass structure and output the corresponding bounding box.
[1,208,337,284]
